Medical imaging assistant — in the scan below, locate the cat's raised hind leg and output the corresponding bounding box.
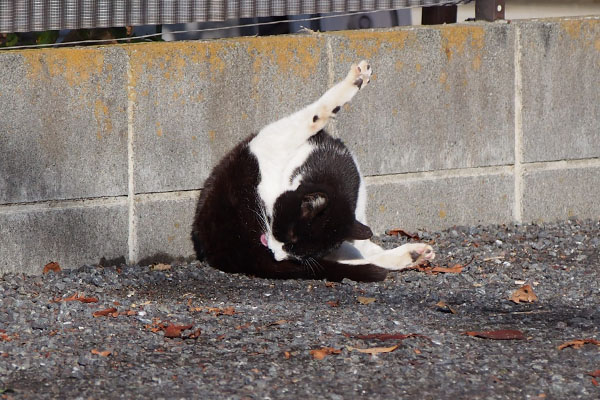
[309,60,373,133]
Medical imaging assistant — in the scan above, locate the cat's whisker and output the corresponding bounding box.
[305,257,324,278]
[302,257,315,277]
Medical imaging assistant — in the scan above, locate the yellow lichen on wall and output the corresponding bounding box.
[334,29,417,62]
[94,99,112,139]
[242,35,323,80]
[126,42,204,83]
[560,19,600,51]
[439,25,485,62]
[125,40,232,100]
[21,47,114,141]
[22,47,105,87]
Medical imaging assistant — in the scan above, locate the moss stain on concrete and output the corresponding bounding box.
[560,19,600,51]
[439,25,485,65]
[243,35,323,79]
[333,29,417,64]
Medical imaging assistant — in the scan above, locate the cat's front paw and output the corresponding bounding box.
[409,244,435,266]
[346,60,372,89]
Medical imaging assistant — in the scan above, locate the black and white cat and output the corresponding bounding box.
[191,61,434,282]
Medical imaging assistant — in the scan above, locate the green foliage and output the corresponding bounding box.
[0,33,19,47]
[36,30,59,44]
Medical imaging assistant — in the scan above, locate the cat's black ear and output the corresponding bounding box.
[348,220,373,240]
[301,192,328,219]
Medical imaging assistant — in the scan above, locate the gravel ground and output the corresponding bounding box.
[1,218,599,399]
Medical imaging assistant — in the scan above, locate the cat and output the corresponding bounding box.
[191,60,435,282]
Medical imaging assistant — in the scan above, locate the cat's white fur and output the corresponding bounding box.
[249,61,435,270]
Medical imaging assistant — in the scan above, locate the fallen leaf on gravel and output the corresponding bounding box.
[589,370,600,377]
[431,264,464,274]
[91,349,111,357]
[557,338,600,350]
[325,282,336,288]
[151,263,171,271]
[510,284,538,304]
[326,300,339,307]
[206,307,236,316]
[309,347,341,360]
[284,351,291,359]
[386,229,420,240]
[43,262,61,274]
[357,296,376,305]
[185,328,202,339]
[92,307,118,317]
[464,330,526,340]
[592,378,599,387]
[52,292,98,303]
[0,332,12,342]
[347,344,399,354]
[164,324,194,338]
[436,301,457,314]
[189,306,236,316]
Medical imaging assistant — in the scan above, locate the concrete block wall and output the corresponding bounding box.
[1,16,599,274]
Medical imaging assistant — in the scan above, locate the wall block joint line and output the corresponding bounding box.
[513,24,524,224]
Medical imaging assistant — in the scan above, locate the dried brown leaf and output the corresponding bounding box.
[164,324,194,338]
[92,307,118,317]
[357,296,376,305]
[53,292,98,303]
[325,282,336,288]
[326,300,340,307]
[386,229,420,240]
[190,306,236,316]
[151,263,171,271]
[588,370,600,378]
[464,330,526,340]
[510,284,538,304]
[431,264,464,274]
[185,328,202,339]
[557,338,600,350]
[347,344,399,354]
[91,349,111,357]
[43,262,61,274]
[436,301,457,314]
[309,347,341,360]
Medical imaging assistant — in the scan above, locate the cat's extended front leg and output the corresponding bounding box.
[334,242,435,271]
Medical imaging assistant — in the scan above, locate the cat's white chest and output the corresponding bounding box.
[250,139,315,217]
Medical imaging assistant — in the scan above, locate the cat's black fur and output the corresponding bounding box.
[191,131,388,282]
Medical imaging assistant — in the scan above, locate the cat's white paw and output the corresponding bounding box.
[346,60,372,90]
[368,242,435,271]
[408,243,435,266]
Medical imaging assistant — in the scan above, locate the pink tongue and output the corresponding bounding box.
[260,233,268,247]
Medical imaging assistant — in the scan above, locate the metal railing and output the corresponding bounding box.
[0,0,475,34]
